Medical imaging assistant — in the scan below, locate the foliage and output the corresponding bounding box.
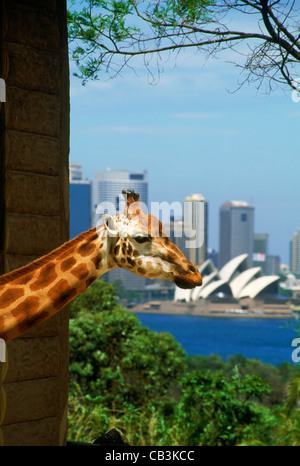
[70,278,117,317]
[69,281,186,409]
[68,279,300,446]
[112,278,143,305]
[68,0,300,91]
[185,353,299,407]
[164,369,270,446]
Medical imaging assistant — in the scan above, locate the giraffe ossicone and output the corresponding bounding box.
[0,189,202,342]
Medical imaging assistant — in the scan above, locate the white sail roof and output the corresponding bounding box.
[198,279,232,299]
[238,275,280,299]
[230,267,262,298]
[219,254,248,282]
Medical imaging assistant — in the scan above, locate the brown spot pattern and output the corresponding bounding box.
[137,267,146,275]
[86,276,97,288]
[11,296,40,319]
[14,272,34,286]
[48,279,77,310]
[61,257,76,272]
[126,257,135,267]
[13,297,45,336]
[114,245,120,255]
[78,241,96,257]
[88,232,99,242]
[0,288,24,309]
[91,254,102,270]
[17,310,49,336]
[30,263,57,291]
[71,264,90,280]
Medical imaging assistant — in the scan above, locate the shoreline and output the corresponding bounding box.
[128,300,296,320]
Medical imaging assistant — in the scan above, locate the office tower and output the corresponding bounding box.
[290,227,300,274]
[183,194,208,266]
[93,169,148,226]
[265,255,280,275]
[165,217,189,261]
[93,169,148,290]
[69,164,92,239]
[253,233,269,274]
[207,248,218,268]
[219,201,254,269]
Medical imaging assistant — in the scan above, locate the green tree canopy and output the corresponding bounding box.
[69,280,186,409]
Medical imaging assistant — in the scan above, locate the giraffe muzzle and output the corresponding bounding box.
[174,272,202,289]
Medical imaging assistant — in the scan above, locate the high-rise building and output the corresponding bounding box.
[253,233,269,274]
[183,194,208,266]
[93,169,148,290]
[69,164,92,239]
[93,169,148,226]
[165,217,189,261]
[265,255,280,275]
[219,200,254,269]
[290,227,300,274]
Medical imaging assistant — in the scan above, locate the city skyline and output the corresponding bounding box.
[219,201,254,269]
[69,46,300,265]
[71,163,299,271]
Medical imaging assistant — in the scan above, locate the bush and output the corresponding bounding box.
[68,279,300,446]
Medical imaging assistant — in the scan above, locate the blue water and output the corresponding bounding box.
[135,313,300,366]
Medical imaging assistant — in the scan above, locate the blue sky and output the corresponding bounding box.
[69,43,300,265]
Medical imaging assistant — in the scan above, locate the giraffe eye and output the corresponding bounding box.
[134,235,150,244]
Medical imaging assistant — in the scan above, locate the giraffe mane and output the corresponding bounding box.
[0,228,97,286]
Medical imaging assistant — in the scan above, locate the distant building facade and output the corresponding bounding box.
[207,248,218,268]
[93,169,148,290]
[253,233,269,274]
[219,201,254,269]
[265,255,280,275]
[290,227,300,274]
[166,217,189,260]
[93,169,148,225]
[183,194,208,266]
[69,164,92,239]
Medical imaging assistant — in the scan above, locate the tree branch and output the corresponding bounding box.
[68,0,300,91]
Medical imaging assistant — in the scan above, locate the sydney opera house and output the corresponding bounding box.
[174,253,281,305]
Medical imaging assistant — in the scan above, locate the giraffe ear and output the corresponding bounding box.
[102,214,118,237]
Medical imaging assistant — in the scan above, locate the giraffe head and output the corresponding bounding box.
[101,190,202,289]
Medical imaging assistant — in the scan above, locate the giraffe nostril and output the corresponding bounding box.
[189,265,197,273]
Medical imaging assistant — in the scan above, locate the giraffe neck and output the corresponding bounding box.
[0,225,112,342]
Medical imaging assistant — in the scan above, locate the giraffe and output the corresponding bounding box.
[0,190,202,342]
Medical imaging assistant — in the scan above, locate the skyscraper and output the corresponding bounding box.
[290,227,300,274]
[219,201,254,269]
[93,169,148,226]
[183,194,208,266]
[253,233,269,274]
[93,169,148,290]
[69,164,92,239]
